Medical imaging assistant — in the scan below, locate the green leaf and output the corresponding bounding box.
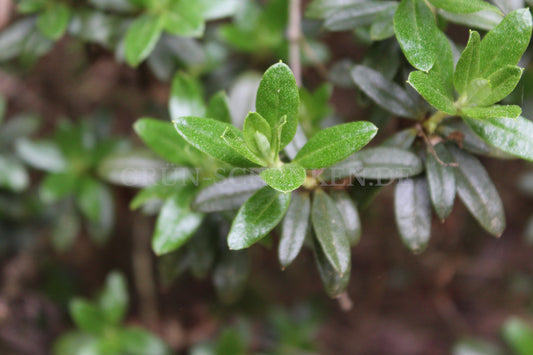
[429,30,454,95]
[293,122,378,169]
[39,172,79,203]
[502,318,533,355]
[323,2,398,31]
[243,112,272,161]
[36,2,71,40]
[117,327,169,355]
[152,189,204,255]
[479,65,523,106]
[15,138,67,172]
[260,164,306,193]
[312,235,350,298]
[198,0,240,20]
[173,116,259,167]
[439,9,503,31]
[449,146,505,236]
[162,0,204,37]
[51,210,80,251]
[479,9,532,77]
[76,178,114,243]
[425,143,455,221]
[394,0,438,72]
[134,118,201,166]
[99,272,128,325]
[169,72,206,119]
[454,30,481,96]
[330,190,361,246]
[463,116,533,161]
[461,105,521,119]
[464,78,492,106]
[351,65,420,118]
[278,192,310,268]
[408,71,456,114]
[192,175,266,213]
[311,189,351,276]
[69,299,107,335]
[427,0,500,13]
[188,223,216,278]
[0,114,40,148]
[394,177,432,253]
[370,5,397,41]
[124,14,163,67]
[227,186,291,250]
[53,331,99,355]
[221,127,267,166]
[206,91,232,123]
[0,156,29,192]
[322,147,423,180]
[255,63,299,149]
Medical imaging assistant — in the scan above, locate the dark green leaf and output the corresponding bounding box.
[15,138,67,172]
[463,116,533,161]
[206,91,232,123]
[323,2,397,31]
[408,71,456,114]
[330,190,361,246]
[99,271,128,325]
[449,146,505,236]
[124,14,163,67]
[394,177,431,252]
[294,122,378,169]
[255,63,299,149]
[173,116,259,167]
[243,112,272,161]
[427,0,500,13]
[394,0,439,72]
[192,175,266,212]
[454,30,481,96]
[213,251,249,304]
[227,186,291,250]
[69,299,107,335]
[36,2,71,40]
[312,234,351,298]
[461,105,521,119]
[502,318,533,355]
[278,192,310,268]
[311,189,351,276]
[39,172,79,203]
[351,65,420,118]
[479,9,532,77]
[260,164,306,193]
[382,128,418,149]
[188,222,216,278]
[479,65,523,106]
[169,72,206,119]
[152,189,204,255]
[0,156,29,192]
[425,143,455,220]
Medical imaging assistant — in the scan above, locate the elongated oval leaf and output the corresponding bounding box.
[69,299,107,335]
[408,71,456,114]
[221,127,267,166]
[312,235,351,298]
[228,186,291,250]
[0,156,29,192]
[394,177,431,252]
[394,0,438,72]
[255,63,299,148]
[152,189,204,255]
[162,1,204,37]
[425,143,455,221]
[479,8,532,77]
[463,116,533,161]
[40,172,79,203]
[278,192,310,268]
[206,91,232,123]
[15,138,67,172]
[324,2,397,31]
[99,272,128,325]
[294,121,377,169]
[76,178,114,243]
[124,14,163,67]
[243,112,272,160]
[479,65,523,106]
[439,9,503,31]
[427,0,500,13]
[173,116,258,167]
[454,30,480,96]
[461,105,521,119]
[311,189,351,276]
[351,65,420,118]
[449,146,505,236]
[331,190,361,246]
[260,164,306,193]
[169,72,206,119]
[36,2,71,40]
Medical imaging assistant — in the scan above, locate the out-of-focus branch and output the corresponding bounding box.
[288,0,302,86]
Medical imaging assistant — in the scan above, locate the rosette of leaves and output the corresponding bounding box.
[53,271,170,355]
[329,2,533,252]
[14,119,122,249]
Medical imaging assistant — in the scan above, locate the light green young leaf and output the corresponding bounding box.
[221,127,267,166]
[502,318,533,355]
[293,121,378,169]
[427,0,500,13]
[312,235,351,298]
[479,8,532,77]
[449,146,505,236]
[425,144,455,221]
[0,156,29,192]
[479,65,523,106]
[454,30,481,96]
[39,172,79,203]
[173,116,259,167]
[162,0,204,37]
[152,189,204,255]
[351,65,420,118]
[243,112,272,160]
[464,78,492,105]
[69,299,107,335]
[407,71,456,114]
[311,189,351,276]
[394,0,439,72]
[463,116,533,161]
[278,192,310,268]
[255,63,299,149]
[124,14,163,67]
[394,177,432,253]
[117,327,170,355]
[36,2,71,40]
[206,91,232,123]
[99,272,128,325]
[260,164,306,193]
[461,105,521,119]
[169,72,206,119]
[227,186,291,250]
[330,190,361,246]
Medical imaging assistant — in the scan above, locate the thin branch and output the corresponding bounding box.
[288,0,302,86]
[417,124,458,167]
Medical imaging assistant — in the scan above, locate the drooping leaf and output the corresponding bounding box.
[394,177,432,252]
[408,70,456,114]
[293,121,378,169]
[427,0,500,13]
[124,14,163,67]
[330,190,361,246]
[425,143,455,220]
[449,145,505,236]
[312,235,351,298]
[394,0,439,72]
[36,2,71,40]
[227,186,291,250]
[260,164,306,193]
[206,91,232,123]
[278,192,310,268]
[255,63,299,148]
[351,65,420,118]
[461,105,521,119]
[311,189,351,276]
[454,30,481,96]
[169,72,206,119]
